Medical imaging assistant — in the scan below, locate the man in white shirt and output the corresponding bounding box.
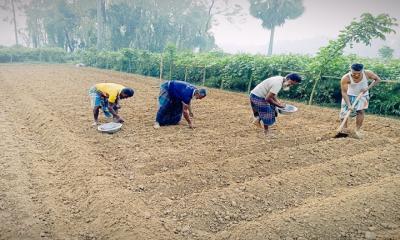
[250,73,301,137]
[339,63,381,138]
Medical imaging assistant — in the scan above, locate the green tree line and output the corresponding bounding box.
[1,0,248,52]
[1,45,399,116]
[2,0,308,55]
[0,6,398,116]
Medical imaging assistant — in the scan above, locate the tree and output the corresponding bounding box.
[0,0,27,45]
[22,0,222,51]
[43,0,78,51]
[96,0,106,50]
[249,0,304,56]
[10,0,18,45]
[68,0,97,49]
[24,0,45,48]
[307,13,398,105]
[105,0,218,52]
[378,45,394,60]
[199,0,244,51]
[107,2,138,50]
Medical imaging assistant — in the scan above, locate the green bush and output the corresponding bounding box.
[0,47,67,63]
[1,46,398,116]
[58,48,400,116]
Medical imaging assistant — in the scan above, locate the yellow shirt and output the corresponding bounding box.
[95,83,125,103]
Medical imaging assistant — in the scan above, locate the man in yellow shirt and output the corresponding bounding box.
[88,83,134,125]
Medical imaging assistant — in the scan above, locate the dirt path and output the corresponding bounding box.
[0,64,399,240]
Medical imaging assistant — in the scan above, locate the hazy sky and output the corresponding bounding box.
[1,0,399,57]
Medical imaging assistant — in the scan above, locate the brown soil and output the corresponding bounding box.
[0,64,399,240]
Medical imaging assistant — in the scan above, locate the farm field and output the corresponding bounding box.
[0,64,399,240]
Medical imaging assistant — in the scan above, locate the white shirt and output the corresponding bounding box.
[251,76,284,98]
[348,71,369,97]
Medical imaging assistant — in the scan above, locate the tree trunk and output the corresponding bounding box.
[267,26,275,56]
[308,71,322,105]
[32,17,38,48]
[159,54,163,80]
[64,28,73,52]
[247,76,253,94]
[176,25,183,49]
[32,35,37,48]
[202,65,206,86]
[96,0,106,50]
[11,0,19,45]
[205,0,215,33]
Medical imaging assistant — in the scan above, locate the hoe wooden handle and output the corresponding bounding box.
[336,92,364,133]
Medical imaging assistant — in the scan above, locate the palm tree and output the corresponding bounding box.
[96,0,106,50]
[0,0,21,45]
[249,0,304,56]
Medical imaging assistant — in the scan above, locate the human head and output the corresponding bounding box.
[120,87,134,99]
[350,63,364,79]
[194,88,207,99]
[283,73,302,89]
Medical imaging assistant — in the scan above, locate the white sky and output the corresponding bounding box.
[1,0,399,57]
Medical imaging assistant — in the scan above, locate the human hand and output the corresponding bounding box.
[189,123,195,129]
[114,116,124,123]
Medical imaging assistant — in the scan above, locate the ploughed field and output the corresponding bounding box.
[0,64,399,240]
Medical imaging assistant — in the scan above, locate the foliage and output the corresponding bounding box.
[21,0,235,52]
[0,0,26,45]
[45,0,79,51]
[249,0,304,56]
[75,48,398,116]
[0,46,68,62]
[249,0,304,29]
[307,13,398,105]
[1,46,399,116]
[378,45,394,60]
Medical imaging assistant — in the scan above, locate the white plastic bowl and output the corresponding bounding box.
[97,122,123,133]
[277,104,298,115]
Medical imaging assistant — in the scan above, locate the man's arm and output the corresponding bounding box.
[187,103,194,117]
[265,92,285,108]
[108,102,123,122]
[364,70,381,92]
[183,103,193,128]
[341,76,352,109]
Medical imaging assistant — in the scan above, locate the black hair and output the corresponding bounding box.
[286,73,302,83]
[351,63,364,71]
[121,87,134,97]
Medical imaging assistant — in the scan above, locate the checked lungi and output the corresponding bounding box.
[339,94,369,120]
[156,82,184,126]
[88,86,112,118]
[250,93,276,126]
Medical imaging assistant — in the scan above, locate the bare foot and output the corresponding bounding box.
[252,117,262,128]
[264,129,277,139]
[340,127,351,134]
[354,130,364,139]
[92,121,99,126]
[153,122,160,129]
